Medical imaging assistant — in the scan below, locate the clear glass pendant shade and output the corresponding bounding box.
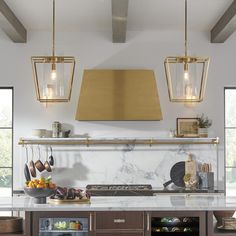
[32,57,75,102]
[164,57,209,102]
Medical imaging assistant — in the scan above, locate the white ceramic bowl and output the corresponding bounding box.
[32,129,46,138]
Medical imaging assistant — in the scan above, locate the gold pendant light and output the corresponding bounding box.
[164,0,209,103]
[31,0,75,102]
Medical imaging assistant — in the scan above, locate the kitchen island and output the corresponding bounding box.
[0,195,236,236]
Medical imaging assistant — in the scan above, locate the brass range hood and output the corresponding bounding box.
[75,70,162,121]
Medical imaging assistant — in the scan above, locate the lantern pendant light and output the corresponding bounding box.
[164,0,209,103]
[31,0,75,102]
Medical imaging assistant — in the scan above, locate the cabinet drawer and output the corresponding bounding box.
[95,212,144,230]
[95,233,143,236]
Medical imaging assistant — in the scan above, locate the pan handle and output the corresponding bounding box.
[163,180,172,188]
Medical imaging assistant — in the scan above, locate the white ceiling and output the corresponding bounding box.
[4,0,233,32]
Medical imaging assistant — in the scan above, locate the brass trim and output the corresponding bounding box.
[18,137,220,146]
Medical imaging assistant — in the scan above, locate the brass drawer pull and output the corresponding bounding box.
[113,219,126,223]
[89,213,92,231]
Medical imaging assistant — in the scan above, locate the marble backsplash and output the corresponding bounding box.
[28,143,222,189]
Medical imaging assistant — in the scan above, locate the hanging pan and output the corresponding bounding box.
[24,146,31,182]
[29,146,36,177]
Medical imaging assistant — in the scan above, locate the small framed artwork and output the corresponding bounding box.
[176,118,199,137]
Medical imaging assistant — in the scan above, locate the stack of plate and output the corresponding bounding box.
[218,217,236,231]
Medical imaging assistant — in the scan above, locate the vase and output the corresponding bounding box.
[213,211,235,225]
[198,128,208,137]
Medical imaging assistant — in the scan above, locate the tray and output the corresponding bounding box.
[48,198,91,204]
[217,225,236,231]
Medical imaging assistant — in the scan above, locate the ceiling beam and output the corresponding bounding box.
[112,0,129,43]
[0,0,26,43]
[211,0,236,43]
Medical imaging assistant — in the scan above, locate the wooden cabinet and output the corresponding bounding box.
[94,211,145,235]
[25,210,207,236]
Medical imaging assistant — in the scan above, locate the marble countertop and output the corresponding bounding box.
[1,195,236,212]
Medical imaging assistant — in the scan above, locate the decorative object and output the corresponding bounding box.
[183,174,198,189]
[31,0,75,102]
[176,118,199,137]
[24,187,56,204]
[197,114,212,137]
[164,0,210,103]
[213,211,235,225]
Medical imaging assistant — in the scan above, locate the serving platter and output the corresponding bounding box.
[49,198,90,204]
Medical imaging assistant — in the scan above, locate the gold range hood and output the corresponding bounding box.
[75,70,163,121]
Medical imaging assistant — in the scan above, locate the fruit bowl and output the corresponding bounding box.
[24,187,56,204]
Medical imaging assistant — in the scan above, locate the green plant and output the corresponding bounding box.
[198,114,212,128]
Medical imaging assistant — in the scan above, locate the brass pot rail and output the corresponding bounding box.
[18,137,219,146]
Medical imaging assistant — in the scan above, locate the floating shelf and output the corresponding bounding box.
[18,137,219,146]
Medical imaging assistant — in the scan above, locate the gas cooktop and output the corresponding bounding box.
[86,184,153,196]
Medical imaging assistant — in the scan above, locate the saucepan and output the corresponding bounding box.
[35,145,45,172]
[163,161,185,188]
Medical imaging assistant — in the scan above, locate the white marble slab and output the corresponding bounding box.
[1,196,236,211]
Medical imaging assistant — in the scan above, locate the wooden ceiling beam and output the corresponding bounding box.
[0,0,27,43]
[112,0,129,43]
[211,0,236,43]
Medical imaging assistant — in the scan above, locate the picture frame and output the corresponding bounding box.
[176,118,199,137]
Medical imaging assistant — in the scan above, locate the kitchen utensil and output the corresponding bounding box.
[29,146,36,177]
[44,161,52,172]
[29,161,36,177]
[48,146,54,166]
[24,146,31,181]
[163,161,185,188]
[35,145,45,172]
[198,172,214,189]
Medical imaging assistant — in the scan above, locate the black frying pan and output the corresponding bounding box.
[163,161,185,188]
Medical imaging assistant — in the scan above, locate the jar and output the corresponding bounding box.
[52,121,61,138]
[76,221,83,230]
[69,220,76,230]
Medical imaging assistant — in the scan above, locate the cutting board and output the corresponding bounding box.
[48,198,91,204]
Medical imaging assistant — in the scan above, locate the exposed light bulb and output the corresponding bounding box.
[51,69,57,80]
[184,63,189,80]
[51,63,57,80]
[184,70,189,80]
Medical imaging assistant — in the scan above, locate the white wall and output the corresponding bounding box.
[0,29,235,189]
